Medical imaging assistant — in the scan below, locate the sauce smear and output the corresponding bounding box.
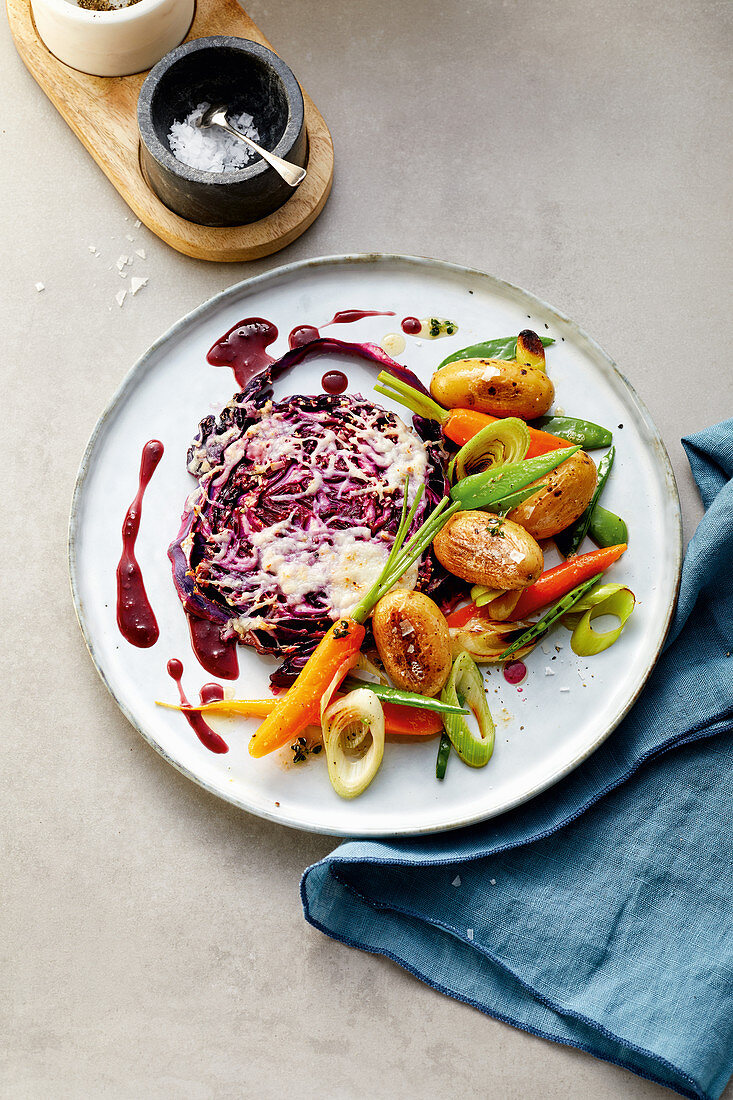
[321,370,348,395]
[207,318,278,388]
[187,615,239,680]
[289,324,320,349]
[401,317,422,335]
[166,659,228,754]
[116,440,164,648]
[200,682,225,705]
[503,660,527,685]
[324,309,395,326]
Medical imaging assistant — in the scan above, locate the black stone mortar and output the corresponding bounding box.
[137,36,307,227]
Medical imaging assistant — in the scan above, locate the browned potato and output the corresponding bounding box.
[430,358,554,419]
[432,513,543,590]
[372,591,452,697]
[507,450,597,538]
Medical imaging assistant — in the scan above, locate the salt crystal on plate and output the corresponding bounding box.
[135,249,146,260]
[545,666,555,676]
[130,277,148,295]
[88,245,97,253]
[126,234,134,243]
[452,875,461,887]
[35,282,44,292]
[559,686,570,693]
[115,290,126,307]
[134,219,141,228]
[168,102,262,174]
[116,255,128,271]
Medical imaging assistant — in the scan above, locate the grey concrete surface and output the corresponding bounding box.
[2,0,731,1097]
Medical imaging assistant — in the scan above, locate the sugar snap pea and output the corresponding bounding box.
[532,415,613,449]
[438,335,554,370]
[497,574,603,661]
[555,447,615,558]
[435,731,452,780]
[343,678,468,715]
[450,447,579,510]
[588,504,628,548]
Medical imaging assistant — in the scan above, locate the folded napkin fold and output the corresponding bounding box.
[302,420,733,1100]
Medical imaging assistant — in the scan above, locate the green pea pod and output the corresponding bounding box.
[484,482,548,515]
[343,678,468,715]
[440,652,495,767]
[438,335,554,370]
[435,730,452,780]
[450,446,579,510]
[568,587,636,656]
[588,504,628,548]
[555,446,615,558]
[497,574,603,661]
[532,415,613,449]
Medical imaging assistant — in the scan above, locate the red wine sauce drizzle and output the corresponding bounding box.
[324,309,395,326]
[288,324,321,349]
[116,440,164,648]
[503,660,527,685]
[187,615,239,680]
[321,370,349,395]
[200,682,225,705]
[206,318,278,388]
[401,317,422,335]
[166,659,228,754]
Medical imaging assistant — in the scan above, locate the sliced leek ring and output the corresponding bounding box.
[448,418,530,482]
[449,616,537,663]
[567,587,636,656]
[321,689,385,799]
[440,652,495,767]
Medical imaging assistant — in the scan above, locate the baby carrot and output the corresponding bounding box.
[508,544,627,621]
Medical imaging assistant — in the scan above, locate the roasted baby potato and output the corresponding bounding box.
[372,590,452,698]
[430,330,553,419]
[507,450,597,538]
[433,513,544,590]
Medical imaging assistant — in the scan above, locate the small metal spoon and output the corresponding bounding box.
[196,104,307,187]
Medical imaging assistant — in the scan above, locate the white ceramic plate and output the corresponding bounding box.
[69,255,681,836]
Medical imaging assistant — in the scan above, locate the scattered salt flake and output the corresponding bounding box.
[118,271,127,279]
[559,686,570,693]
[555,406,566,416]
[490,878,496,885]
[126,234,135,242]
[452,875,462,887]
[34,281,45,292]
[116,255,128,271]
[135,248,146,260]
[88,244,97,253]
[115,289,127,307]
[544,666,556,676]
[466,929,474,941]
[126,255,133,266]
[130,276,148,295]
[134,219,141,228]
[541,643,550,654]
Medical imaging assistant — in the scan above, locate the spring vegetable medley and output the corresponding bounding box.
[163,324,636,799]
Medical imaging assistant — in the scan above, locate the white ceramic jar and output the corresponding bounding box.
[31,0,195,77]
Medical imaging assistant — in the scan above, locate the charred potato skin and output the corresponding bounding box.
[430,358,554,419]
[432,513,544,590]
[507,450,597,538]
[372,591,452,698]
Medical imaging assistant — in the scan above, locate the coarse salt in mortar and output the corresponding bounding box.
[167,103,261,173]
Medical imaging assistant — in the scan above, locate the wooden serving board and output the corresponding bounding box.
[7,0,334,261]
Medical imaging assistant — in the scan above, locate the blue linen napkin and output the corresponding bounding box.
[302,420,733,1100]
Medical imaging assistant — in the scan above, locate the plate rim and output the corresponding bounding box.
[68,252,683,836]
